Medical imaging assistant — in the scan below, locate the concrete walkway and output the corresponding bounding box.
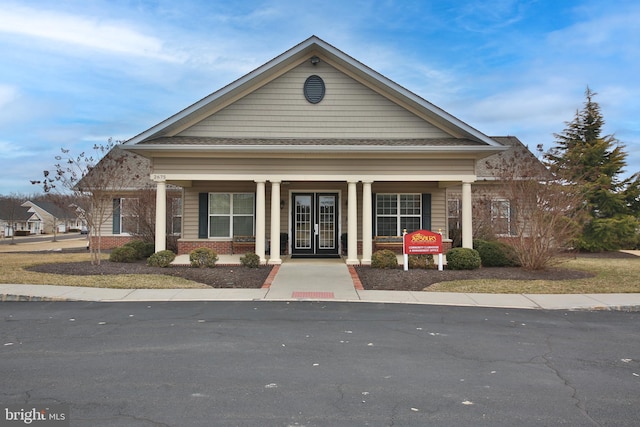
[265,258,359,300]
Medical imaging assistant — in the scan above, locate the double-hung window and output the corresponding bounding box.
[376,194,421,236]
[209,193,255,237]
[491,199,511,235]
[120,198,139,234]
[169,197,182,235]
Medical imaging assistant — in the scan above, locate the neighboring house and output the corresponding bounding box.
[117,35,518,264]
[21,200,82,234]
[0,200,32,237]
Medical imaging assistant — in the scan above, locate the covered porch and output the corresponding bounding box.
[153,177,474,265]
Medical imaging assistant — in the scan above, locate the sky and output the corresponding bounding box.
[1,0,638,195]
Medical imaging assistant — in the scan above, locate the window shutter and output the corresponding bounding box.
[422,194,432,230]
[112,199,121,234]
[198,193,208,239]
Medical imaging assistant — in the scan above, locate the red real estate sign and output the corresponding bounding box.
[403,230,443,255]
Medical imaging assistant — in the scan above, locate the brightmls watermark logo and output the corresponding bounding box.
[1,405,69,426]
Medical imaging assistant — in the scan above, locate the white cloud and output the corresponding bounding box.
[0,140,35,160]
[0,85,18,108]
[0,4,185,62]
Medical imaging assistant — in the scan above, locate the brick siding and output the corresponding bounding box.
[90,235,136,250]
[177,240,233,255]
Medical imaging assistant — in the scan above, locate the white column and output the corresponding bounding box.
[361,181,373,265]
[346,181,359,265]
[255,180,266,263]
[155,180,167,252]
[461,181,473,249]
[269,181,282,265]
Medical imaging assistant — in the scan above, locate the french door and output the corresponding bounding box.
[291,193,339,257]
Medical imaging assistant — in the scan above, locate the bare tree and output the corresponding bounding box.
[33,140,146,265]
[484,147,586,270]
[127,188,182,253]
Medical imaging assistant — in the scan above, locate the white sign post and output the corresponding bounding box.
[402,229,409,271]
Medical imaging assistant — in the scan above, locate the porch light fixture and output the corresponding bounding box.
[280,199,285,210]
[310,56,320,65]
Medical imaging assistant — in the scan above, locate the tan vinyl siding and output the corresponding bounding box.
[154,157,475,179]
[178,62,452,139]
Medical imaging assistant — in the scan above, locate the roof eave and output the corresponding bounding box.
[123,143,507,158]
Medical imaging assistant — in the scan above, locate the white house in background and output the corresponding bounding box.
[113,35,515,264]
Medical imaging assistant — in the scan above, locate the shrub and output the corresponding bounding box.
[189,247,218,268]
[446,247,481,270]
[123,240,155,259]
[575,216,639,252]
[408,254,435,269]
[474,240,520,267]
[240,252,261,268]
[109,246,138,263]
[147,250,176,268]
[371,249,398,269]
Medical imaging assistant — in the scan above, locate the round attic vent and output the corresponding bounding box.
[304,75,325,104]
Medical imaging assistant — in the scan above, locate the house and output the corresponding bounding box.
[119,35,513,264]
[0,200,32,237]
[21,200,82,234]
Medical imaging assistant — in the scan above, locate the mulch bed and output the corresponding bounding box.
[24,251,636,290]
[26,260,272,289]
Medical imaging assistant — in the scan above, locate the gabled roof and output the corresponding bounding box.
[477,136,549,180]
[22,200,77,220]
[0,200,31,221]
[123,36,504,152]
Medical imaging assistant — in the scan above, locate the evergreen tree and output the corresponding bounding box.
[545,87,640,251]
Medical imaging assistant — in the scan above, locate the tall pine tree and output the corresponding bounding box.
[545,87,639,251]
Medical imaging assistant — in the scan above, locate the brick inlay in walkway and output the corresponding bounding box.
[291,291,335,299]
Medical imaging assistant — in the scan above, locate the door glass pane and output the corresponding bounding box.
[295,195,312,249]
[318,195,335,249]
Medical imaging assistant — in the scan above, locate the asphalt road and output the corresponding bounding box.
[2,302,639,426]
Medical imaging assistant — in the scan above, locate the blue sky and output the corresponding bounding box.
[1,0,638,195]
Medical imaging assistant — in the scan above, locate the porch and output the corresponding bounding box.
[155,179,472,266]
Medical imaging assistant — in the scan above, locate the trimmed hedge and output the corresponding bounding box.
[123,240,155,259]
[446,247,481,270]
[408,254,436,269]
[109,246,138,263]
[474,239,520,267]
[148,250,176,268]
[189,247,218,268]
[240,252,261,268]
[371,249,398,269]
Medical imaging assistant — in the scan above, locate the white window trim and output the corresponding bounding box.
[491,198,512,236]
[375,193,422,236]
[208,192,255,238]
[119,197,139,235]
